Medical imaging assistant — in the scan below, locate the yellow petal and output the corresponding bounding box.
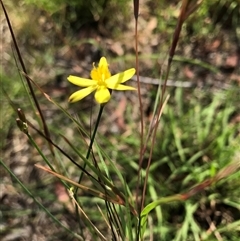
[68,86,97,102]
[105,68,135,89]
[90,67,99,81]
[111,84,136,91]
[68,75,97,87]
[94,86,111,104]
[98,57,108,68]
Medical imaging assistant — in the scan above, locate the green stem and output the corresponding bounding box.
[74,104,105,234]
[86,104,105,160]
[76,104,105,189]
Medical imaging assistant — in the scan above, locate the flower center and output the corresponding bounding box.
[91,64,111,87]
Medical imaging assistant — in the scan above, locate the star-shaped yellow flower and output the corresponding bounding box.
[68,57,136,104]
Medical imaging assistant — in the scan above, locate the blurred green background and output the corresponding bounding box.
[1,0,240,240]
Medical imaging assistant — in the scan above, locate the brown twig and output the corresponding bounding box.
[140,0,203,211]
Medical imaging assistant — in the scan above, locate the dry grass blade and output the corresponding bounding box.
[182,160,240,199]
[68,189,107,241]
[183,0,203,20]
[35,164,125,205]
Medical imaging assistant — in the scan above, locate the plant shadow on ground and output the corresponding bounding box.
[1,0,240,240]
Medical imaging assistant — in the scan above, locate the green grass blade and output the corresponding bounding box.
[140,195,183,238]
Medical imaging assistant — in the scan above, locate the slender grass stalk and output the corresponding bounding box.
[133,0,144,214]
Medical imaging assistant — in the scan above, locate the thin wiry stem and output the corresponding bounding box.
[133,0,145,213]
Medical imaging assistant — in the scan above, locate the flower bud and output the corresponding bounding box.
[16,118,28,134]
[17,108,26,123]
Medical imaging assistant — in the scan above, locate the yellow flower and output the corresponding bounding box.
[68,57,136,104]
